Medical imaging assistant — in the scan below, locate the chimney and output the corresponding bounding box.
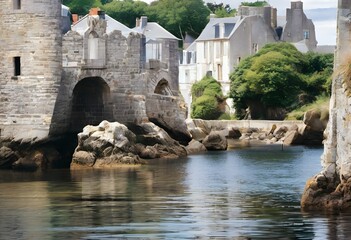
[291,1,303,10]
[98,10,105,20]
[89,7,100,16]
[271,8,277,28]
[140,16,148,28]
[72,14,79,24]
[136,17,140,27]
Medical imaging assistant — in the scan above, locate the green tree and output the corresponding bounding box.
[229,42,333,119]
[63,0,102,15]
[230,43,306,119]
[303,52,334,96]
[207,3,236,17]
[146,0,210,39]
[191,76,226,120]
[102,0,148,28]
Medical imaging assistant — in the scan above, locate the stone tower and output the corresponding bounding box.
[301,0,351,210]
[0,0,62,139]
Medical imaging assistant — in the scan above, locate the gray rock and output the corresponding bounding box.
[0,146,18,169]
[203,131,228,150]
[71,151,96,168]
[186,140,207,154]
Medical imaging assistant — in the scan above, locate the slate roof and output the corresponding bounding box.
[72,14,135,37]
[133,22,179,41]
[61,5,70,17]
[196,16,241,41]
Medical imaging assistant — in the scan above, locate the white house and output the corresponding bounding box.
[179,1,317,117]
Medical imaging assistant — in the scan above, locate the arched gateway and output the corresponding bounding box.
[70,77,113,132]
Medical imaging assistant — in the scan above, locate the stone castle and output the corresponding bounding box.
[0,0,187,141]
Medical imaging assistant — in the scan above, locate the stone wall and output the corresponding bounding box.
[301,0,351,210]
[49,18,186,137]
[0,0,62,139]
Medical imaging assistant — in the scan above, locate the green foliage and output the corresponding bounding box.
[102,0,148,27]
[65,0,210,40]
[229,42,334,119]
[241,1,269,7]
[146,0,210,39]
[285,95,329,120]
[303,52,334,95]
[63,0,102,16]
[207,3,236,17]
[191,76,225,120]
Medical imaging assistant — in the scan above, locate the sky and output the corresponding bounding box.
[141,0,338,45]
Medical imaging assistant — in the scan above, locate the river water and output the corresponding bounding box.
[1,145,351,239]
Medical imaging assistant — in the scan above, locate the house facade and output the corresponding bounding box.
[179,1,317,116]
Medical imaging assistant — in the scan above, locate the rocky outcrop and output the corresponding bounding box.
[186,119,325,151]
[71,120,187,169]
[0,136,74,171]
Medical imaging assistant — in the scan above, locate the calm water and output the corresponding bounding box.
[1,146,351,239]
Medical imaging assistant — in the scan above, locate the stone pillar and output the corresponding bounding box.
[301,0,351,210]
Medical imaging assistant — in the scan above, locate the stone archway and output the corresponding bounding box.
[154,79,172,96]
[70,77,113,132]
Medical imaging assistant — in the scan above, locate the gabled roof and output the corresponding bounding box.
[61,4,70,17]
[196,16,241,41]
[72,14,135,37]
[185,41,196,52]
[133,22,179,41]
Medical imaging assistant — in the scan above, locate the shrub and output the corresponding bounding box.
[191,76,225,119]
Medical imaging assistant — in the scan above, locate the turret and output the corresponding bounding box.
[0,0,62,139]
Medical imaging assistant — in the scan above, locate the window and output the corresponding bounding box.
[217,64,222,81]
[14,57,21,76]
[304,30,310,39]
[13,0,21,10]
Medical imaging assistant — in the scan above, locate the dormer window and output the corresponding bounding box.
[13,0,21,10]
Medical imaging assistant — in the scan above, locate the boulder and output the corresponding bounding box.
[283,130,299,145]
[203,131,228,150]
[273,126,288,139]
[189,127,207,142]
[71,121,187,169]
[12,150,50,171]
[303,109,325,132]
[71,151,96,168]
[228,127,242,139]
[186,140,207,154]
[0,146,18,169]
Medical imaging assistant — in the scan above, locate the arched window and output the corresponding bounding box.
[154,79,171,95]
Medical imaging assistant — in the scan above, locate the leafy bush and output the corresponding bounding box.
[241,1,269,7]
[191,76,225,119]
[229,42,333,119]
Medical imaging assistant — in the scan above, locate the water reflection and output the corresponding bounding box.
[1,146,351,239]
